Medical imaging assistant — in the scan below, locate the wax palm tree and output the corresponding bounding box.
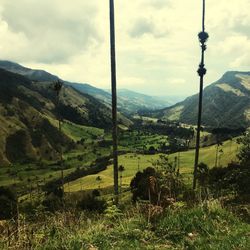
[118,165,125,193]
[137,156,141,171]
[52,80,64,195]
[96,176,102,190]
[193,0,209,189]
[109,0,119,202]
[27,178,32,201]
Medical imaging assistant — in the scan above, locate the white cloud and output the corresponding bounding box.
[0,0,103,63]
[0,0,249,96]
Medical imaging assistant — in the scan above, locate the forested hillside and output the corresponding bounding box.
[0,69,131,166]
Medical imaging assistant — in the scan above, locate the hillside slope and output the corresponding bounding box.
[0,69,131,166]
[154,71,250,128]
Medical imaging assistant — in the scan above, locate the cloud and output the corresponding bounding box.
[144,0,172,9]
[129,18,155,38]
[0,0,249,96]
[0,0,102,63]
[129,17,168,38]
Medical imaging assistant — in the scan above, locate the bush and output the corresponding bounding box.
[130,167,184,206]
[0,187,17,219]
[92,189,101,197]
[208,162,250,195]
[207,132,250,196]
[78,195,107,213]
[42,193,63,212]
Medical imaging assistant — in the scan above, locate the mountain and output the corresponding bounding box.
[66,82,111,105]
[0,61,175,114]
[153,71,250,128]
[0,68,132,166]
[0,60,59,82]
[116,89,172,113]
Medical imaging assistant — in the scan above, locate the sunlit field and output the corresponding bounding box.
[65,138,240,192]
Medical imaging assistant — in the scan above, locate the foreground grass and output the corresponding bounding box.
[1,201,249,250]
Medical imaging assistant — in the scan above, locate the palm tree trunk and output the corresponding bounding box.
[57,93,64,196]
[193,0,208,189]
[59,120,64,195]
[215,144,219,167]
[109,0,119,203]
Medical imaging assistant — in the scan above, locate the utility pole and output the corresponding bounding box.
[193,0,209,190]
[109,0,119,203]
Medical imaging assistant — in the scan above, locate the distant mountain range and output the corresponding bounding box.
[0,60,181,114]
[153,71,250,128]
[106,89,178,114]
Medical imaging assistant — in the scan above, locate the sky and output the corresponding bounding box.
[0,0,249,97]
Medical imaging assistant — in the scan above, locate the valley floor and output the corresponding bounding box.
[64,138,239,193]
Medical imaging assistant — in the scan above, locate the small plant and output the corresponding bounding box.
[104,205,122,220]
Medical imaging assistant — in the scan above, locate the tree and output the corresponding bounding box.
[148,146,156,155]
[130,166,183,206]
[96,176,102,190]
[193,0,209,190]
[237,133,250,165]
[0,187,17,220]
[215,140,223,167]
[118,165,125,193]
[109,0,119,203]
[208,133,250,195]
[137,156,141,171]
[27,177,32,200]
[130,167,158,203]
[52,80,64,196]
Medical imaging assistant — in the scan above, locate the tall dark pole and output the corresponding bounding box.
[193,0,209,190]
[53,80,64,195]
[109,0,119,202]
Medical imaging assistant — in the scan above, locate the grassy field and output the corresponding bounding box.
[0,122,108,191]
[65,138,240,192]
[0,117,241,199]
[62,121,104,142]
[118,130,168,151]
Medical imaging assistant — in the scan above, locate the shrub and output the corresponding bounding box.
[78,195,107,213]
[42,193,63,212]
[208,162,250,195]
[92,189,101,197]
[0,187,17,219]
[104,205,122,220]
[130,167,184,206]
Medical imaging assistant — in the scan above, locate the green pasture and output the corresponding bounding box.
[62,121,104,141]
[64,138,240,192]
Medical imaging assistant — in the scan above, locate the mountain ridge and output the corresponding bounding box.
[0,60,178,114]
[153,71,250,128]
